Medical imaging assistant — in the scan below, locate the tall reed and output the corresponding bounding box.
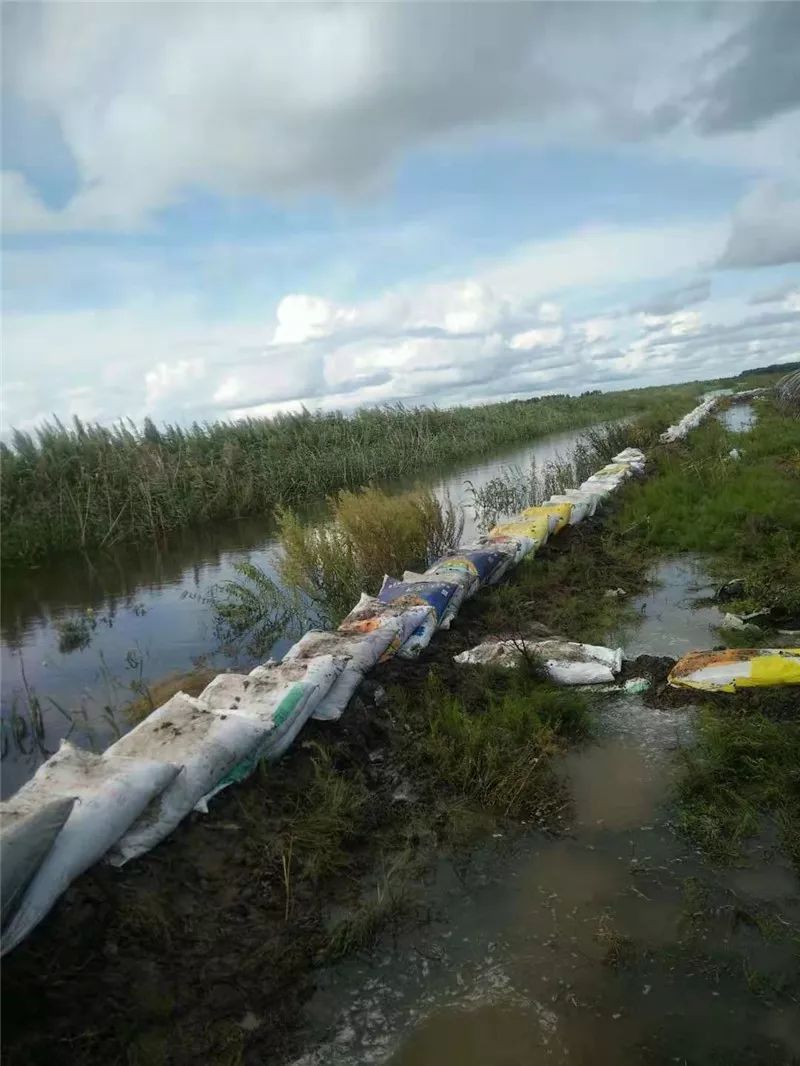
[2,384,702,564]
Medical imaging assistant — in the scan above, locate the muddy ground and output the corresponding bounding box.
[1,517,795,1065]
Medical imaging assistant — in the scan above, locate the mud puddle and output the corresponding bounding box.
[287,560,799,1065]
[718,402,757,433]
[620,554,728,660]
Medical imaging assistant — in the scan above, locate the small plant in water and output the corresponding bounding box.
[56,613,96,653]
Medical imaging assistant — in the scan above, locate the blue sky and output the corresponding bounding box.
[2,2,798,434]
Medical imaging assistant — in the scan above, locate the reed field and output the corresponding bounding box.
[2,383,699,565]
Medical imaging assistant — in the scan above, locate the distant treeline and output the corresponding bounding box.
[0,380,735,565]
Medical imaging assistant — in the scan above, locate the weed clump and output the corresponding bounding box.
[397,670,588,819]
[278,485,463,623]
[677,705,800,868]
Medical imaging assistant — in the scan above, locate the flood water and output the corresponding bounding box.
[1,422,598,798]
[717,403,757,433]
[287,558,800,1066]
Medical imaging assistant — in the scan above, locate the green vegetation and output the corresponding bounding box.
[279,484,463,623]
[469,395,694,530]
[677,706,800,868]
[211,483,464,641]
[1,383,701,565]
[395,668,588,818]
[611,398,800,615]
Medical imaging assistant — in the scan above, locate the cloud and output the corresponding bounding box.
[718,182,800,268]
[144,358,205,408]
[4,3,796,233]
[749,281,800,306]
[693,4,800,134]
[632,278,711,316]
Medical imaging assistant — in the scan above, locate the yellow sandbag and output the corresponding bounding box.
[489,515,550,545]
[668,648,800,693]
[520,502,573,534]
[595,462,632,479]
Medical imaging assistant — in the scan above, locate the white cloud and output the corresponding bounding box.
[273,294,357,344]
[509,327,564,351]
[4,4,797,233]
[718,181,800,268]
[145,359,205,408]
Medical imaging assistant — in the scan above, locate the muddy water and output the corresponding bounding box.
[621,555,728,659]
[0,422,599,798]
[287,562,800,1066]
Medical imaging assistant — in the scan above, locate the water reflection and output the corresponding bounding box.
[1,423,602,795]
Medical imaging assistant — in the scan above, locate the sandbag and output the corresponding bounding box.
[519,502,573,534]
[488,516,550,548]
[1,797,75,929]
[418,562,481,600]
[558,488,602,517]
[668,648,800,693]
[546,494,590,524]
[213,655,344,758]
[2,741,180,951]
[476,532,537,564]
[282,628,400,721]
[593,462,634,480]
[107,692,271,866]
[454,638,622,685]
[579,476,623,496]
[338,593,436,663]
[660,398,718,443]
[612,448,646,465]
[376,577,462,658]
[432,545,512,587]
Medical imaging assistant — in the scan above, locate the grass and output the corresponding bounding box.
[610,398,800,617]
[395,668,588,819]
[676,705,800,868]
[1,382,709,566]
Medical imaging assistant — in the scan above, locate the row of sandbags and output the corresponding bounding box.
[12,393,747,954]
[0,445,648,953]
[659,388,768,443]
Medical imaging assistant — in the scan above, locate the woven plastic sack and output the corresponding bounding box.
[454,638,622,685]
[338,594,436,663]
[432,545,512,587]
[282,627,400,721]
[476,532,537,564]
[520,502,573,534]
[210,655,344,758]
[488,515,550,548]
[378,576,464,657]
[546,494,590,524]
[3,742,180,951]
[668,648,800,693]
[108,692,271,865]
[1,798,75,930]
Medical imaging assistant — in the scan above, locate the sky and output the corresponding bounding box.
[1,1,799,436]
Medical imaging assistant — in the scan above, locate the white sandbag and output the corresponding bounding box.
[107,692,270,866]
[613,448,646,465]
[2,741,180,951]
[546,494,591,524]
[559,488,602,517]
[220,655,344,755]
[283,628,400,721]
[454,638,622,685]
[660,398,718,442]
[338,594,436,660]
[580,475,625,495]
[1,797,75,929]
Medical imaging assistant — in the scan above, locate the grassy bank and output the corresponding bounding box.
[608,394,800,869]
[2,381,703,565]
